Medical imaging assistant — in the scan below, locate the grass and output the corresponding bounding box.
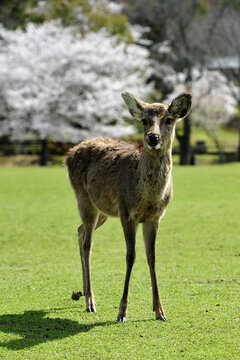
[0,165,239,359]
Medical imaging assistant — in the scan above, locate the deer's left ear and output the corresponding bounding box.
[121,91,147,120]
[168,93,192,120]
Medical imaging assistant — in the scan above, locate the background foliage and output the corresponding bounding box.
[0,0,240,165]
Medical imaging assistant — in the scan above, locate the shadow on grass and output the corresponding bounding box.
[0,309,155,350]
[0,309,118,350]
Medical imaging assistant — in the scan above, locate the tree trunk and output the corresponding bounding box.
[177,116,191,165]
[39,138,49,166]
[176,65,192,166]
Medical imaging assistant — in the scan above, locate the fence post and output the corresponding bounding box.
[39,138,49,166]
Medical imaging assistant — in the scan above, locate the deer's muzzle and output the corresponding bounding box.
[146,133,160,147]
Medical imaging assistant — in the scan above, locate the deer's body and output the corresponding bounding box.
[66,137,172,223]
[65,91,192,322]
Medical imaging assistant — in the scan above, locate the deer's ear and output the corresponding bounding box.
[168,93,192,120]
[121,91,146,120]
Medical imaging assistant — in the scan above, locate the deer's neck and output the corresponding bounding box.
[137,149,172,196]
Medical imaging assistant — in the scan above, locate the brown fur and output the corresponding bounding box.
[64,91,192,321]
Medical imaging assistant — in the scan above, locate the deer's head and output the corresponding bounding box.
[122,92,192,156]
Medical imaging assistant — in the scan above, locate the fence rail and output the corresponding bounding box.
[0,140,239,165]
[0,141,72,155]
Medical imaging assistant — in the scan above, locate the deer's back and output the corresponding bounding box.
[65,137,141,217]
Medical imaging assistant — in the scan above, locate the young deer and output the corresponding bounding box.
[65,91,192,322]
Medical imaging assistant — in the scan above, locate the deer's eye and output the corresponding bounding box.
[165,118,173,126]
[141,118,147,126]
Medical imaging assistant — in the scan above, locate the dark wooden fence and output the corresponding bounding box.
[0,140,239,165]
[0,140,73,166]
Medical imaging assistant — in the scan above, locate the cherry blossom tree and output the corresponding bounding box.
[0,20,151,164]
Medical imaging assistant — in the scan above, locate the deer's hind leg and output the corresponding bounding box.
[77,193,107,312]
[78,213,108,297]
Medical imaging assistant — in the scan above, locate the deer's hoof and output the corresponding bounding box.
[117,315,127,322]
[156,315,168,322]
[86,306,96,313]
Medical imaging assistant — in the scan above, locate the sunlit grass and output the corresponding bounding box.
[0,165,239,359]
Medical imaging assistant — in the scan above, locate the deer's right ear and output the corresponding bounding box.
[121,91,146,120]
[168,93,192,121]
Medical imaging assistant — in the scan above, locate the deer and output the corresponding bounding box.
[64,91,192,322]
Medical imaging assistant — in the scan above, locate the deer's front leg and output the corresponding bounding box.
[117,219,137,322]
[142,221,167,321]
[82,228,96,313]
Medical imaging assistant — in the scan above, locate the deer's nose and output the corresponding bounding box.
[146,133,160,146]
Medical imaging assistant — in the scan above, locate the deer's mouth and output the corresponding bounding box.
[147,143,161,150]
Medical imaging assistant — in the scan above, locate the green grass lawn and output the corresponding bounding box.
[0,165,239,359]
